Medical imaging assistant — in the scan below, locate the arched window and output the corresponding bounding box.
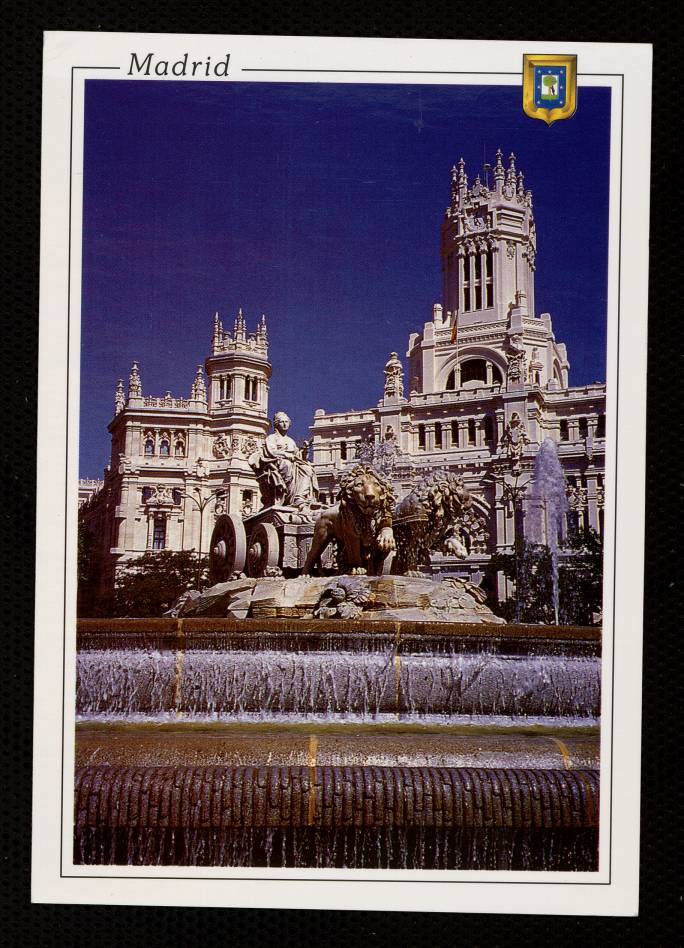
[434,422,443,449]
[451,420,459,445]
[174,439,185,457]
[446,369,456,390]
[172,488,182,505]
[417,424,426,450]
[483,416,494,443]
[159,439,170,457]
[467,419,476,445]
[596,414,606,438]
[339,441,347,461]
[461,359,488,385]
[578,418,589,439]
[559,419,569,442]
[144,438,154,456]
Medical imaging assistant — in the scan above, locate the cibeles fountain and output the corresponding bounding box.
[75,413,601,871]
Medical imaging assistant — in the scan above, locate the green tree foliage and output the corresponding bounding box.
[110,550,209,618]
[558,528,604,625]
[490,529,603,625]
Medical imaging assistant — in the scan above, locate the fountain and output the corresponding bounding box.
[74,453,600,871]
[525,438,569,624]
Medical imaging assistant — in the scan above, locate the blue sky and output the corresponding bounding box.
[80,80,611,477]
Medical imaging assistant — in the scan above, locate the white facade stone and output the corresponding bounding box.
[310,151,606,596]
[81,310,272,592]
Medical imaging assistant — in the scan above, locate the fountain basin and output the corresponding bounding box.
[74,764,599,870]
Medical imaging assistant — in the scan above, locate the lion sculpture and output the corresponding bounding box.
[392,471,472,574]
[302,464,396,575]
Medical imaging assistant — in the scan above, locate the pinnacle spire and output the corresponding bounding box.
[494,148,505,192]
[191,363,207,401]
[114,378,125,415]
[234,307,246,340]
[257,313,268,344]
[506,152,517,186]
[128,361,142,398]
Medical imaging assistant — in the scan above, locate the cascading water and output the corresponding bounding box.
[526,438,569,624]
[73,616,601,870]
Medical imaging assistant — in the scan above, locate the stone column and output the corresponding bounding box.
[486,361,494,385]
[233,374,245,404]
[457,253,465,313]
[425,424,435,452]
[495,409,505,444]
[585,474,599,531]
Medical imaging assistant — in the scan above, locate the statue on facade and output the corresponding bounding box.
[248,411,320,513]
[383,351,404,399]
[499,412,529,466]
[373,426,402,478]
[506,332,526,384]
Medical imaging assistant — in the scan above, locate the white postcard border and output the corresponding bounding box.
[34,32,651,916]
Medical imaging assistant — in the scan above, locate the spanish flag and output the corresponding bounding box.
[450,309,459,344]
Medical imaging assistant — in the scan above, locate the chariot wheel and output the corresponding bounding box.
[246,522,280,577]
[209,513,247,583]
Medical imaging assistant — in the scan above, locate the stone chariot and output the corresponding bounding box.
[209,505,327,582]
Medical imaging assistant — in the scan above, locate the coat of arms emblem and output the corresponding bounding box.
[523,54,577,125]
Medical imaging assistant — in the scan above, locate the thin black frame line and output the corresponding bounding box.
[241,69,518,74]
[60,873,611,885]
[60,63,120,876]
[240,68,624,77]
[60,66,622,887]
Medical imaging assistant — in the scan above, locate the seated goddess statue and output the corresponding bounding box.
[248,411,320,512]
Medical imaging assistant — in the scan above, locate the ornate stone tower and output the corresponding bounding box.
[440,149,536,323]
[205,309,272,512]
[407,149,569,396]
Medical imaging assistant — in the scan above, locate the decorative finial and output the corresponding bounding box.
[257,313,268,343]
[234,307,246,340]
[494,148,505,191]
[506,152,517,186]
[517,170,525,195]
[114,378,125,415]
[191,364,207,401]
[128,361,142,398]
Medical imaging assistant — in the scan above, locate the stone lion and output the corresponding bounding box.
[392,471,472,574]
[302,464,396,575]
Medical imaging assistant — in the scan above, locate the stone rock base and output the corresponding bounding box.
[172,574,505,624]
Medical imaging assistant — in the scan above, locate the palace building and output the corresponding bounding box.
[80,310,272,594]
[309,150,606,597]
[81,148,606,601]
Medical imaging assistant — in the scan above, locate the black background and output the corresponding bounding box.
[3,4,680,945]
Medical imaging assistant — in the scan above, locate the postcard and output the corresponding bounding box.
[34,32,652,915]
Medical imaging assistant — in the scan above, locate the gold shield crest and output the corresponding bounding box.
[523,54,577,125]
